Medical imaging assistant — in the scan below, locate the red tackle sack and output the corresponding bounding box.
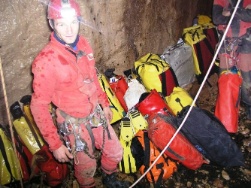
[109,75,129,112]
[135,89,173,117]
[35,145,69,187]
[215,72,242,133]
[147,113,207,170]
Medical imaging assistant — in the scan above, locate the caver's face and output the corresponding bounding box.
[54,16,79,44]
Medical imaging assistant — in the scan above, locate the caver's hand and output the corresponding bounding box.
[222,9,231,17]
[52,145,73,163]
[103,106,113,123]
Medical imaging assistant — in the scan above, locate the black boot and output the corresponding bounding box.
[102,172,131,188]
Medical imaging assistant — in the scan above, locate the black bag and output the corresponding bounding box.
[175,106,244,167]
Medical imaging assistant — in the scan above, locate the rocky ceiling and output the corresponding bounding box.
[0,0,213,124]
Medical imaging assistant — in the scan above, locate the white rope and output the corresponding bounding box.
[129,0,241,187]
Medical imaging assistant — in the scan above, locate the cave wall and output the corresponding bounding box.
[0,0,213,124]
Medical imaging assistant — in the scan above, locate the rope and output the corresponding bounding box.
[129,0,242,187]
[0,57,24,187]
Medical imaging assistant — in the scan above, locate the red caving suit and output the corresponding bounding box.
[30,32,123,187]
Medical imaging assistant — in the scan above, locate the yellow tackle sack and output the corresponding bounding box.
[165,87,195,116]
[128,109,148,134]
[20,95,48,141]
[134,53,170,92]
[183,25,206,76]
[0,127,21,185]
[98,73,126,124]
[196,15,213,26]
[10,101,44,155]
[119,117,137,174]
[182,22,218,83]
[20,95,35,126]
[119,110,149,174]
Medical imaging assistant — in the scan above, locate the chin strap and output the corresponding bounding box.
[53,32,79,48]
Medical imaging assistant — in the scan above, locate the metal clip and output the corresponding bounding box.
[65,136,72,152]
[75,136,87,152]
[58,121,70,136]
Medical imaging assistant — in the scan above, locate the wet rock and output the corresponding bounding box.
[221,170,230,181]
[243,138,251,147]
[198,169,209,175]
[187,181,192,187]
[240,168,251,180]
[213,178,224,188]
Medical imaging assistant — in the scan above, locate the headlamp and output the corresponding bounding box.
[60,7,76,18]
[60,0,77,18]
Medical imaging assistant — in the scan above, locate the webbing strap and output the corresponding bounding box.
[195,36,215,85]
[86,124,95,152]
[143,131,155,183]
[204,27,218,45]
[59,106,111,156]
[160,72,167,97]
[236,86,242,108]
[24,116,43,149]
[195,37,214,75]
[0,135,15,182]
[136,53,168,75]
[154,163,165,188]
[100,77,119,112]
[13,130,31,175]
[160,68,179,96]
[143,131,150,170]
[143,131,164,187]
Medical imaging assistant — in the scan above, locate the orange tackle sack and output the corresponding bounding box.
[131,130,177,187]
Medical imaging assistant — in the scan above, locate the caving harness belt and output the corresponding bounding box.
[58,105,111,163]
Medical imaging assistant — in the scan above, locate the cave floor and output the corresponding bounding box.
[4,73,251,188]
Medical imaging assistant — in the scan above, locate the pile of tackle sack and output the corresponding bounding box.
[0,15,245,188]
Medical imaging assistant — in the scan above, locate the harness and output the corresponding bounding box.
[223,37,242,68]
[58,105,111,163]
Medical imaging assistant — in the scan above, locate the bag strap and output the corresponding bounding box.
[0,135,15,182]
[154,163,165,188]
[24,116,43,149]
[136,62,161,75]
[195,37,214,74]
[143,131,164,188]
[160,68,179,96]
[236,86,242,108]
[203,27,218,44]
[142,131,152,179]
[99,75,119,112]
[13,129,31,175]
[136,54,168,74]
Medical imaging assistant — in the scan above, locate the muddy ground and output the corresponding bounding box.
[5,73,251,188]
[159,73,251,188]
[121,73,250,188]
[94,73,251,188]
